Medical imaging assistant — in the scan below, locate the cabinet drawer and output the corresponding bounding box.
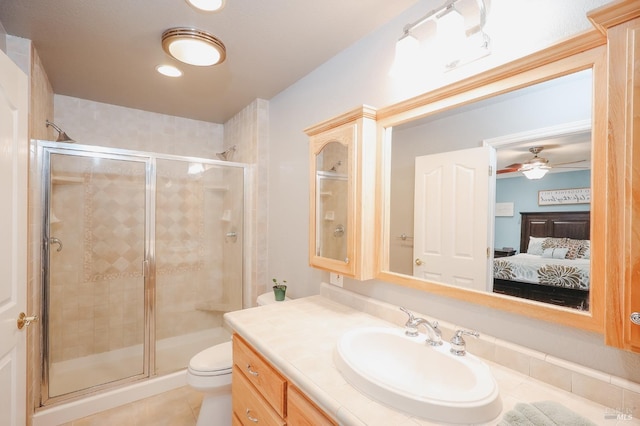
[233,335,286,416]
[287,385,336,426]
[232,365,285,426]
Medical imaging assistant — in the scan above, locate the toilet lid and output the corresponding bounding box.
[188,341,233,373]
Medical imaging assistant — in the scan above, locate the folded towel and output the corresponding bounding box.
[498,401,597,426]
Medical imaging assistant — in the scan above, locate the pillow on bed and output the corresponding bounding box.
[564,239,584,260]
[542,247,569,259]
[540,237,585,260]
[574,239,590,259]
[527,237,546,255]
[541,237,567,250]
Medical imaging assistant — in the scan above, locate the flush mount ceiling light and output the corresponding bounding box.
[391,0,490,75]
[185,0,225,12]
[156,64,183,77]
[162,27,226,66]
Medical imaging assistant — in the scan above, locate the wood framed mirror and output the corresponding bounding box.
[375,31,606,332]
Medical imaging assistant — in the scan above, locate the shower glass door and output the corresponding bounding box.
[44,150,149,400]
[154,159,243,375]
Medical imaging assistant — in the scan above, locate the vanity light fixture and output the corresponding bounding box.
[391,0,490,73]
[156,64,183,77]
[162,27,226,66]
[185,0,225,12]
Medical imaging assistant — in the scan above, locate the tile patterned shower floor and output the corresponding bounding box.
[59,386,203,426]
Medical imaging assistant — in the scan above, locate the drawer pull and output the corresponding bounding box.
[631,312,640,325]
[245,408,259,423]
[246,364,259,376]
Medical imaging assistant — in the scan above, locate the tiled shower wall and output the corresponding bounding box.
[54,95,224,158]
[223,98,269,306]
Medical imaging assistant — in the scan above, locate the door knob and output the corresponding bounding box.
[631,312,640,325]
[17,312,38,330]
[415,258,424,266]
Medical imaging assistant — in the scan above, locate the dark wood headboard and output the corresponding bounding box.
[519,211,591,254]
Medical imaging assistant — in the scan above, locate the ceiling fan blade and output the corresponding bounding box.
[550,159,588,167]
[497,163,522,174]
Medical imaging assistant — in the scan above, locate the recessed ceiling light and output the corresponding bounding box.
[156,64,183,77]
[162,27,226,66]
[185,0,225,12]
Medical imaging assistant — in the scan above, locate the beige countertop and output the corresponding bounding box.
[224,293,634,425]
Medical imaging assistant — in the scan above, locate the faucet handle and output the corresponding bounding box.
[450,329,479,356]
[399,307,419,337]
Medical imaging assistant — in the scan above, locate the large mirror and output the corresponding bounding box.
[376,40,605,330]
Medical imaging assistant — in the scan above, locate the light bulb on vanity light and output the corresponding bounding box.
[390,32,420,77]
[437,5,466,68]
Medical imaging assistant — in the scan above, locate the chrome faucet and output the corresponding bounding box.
[399,307,443,346]
[450,329,479,356]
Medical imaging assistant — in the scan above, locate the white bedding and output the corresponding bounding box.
[493,253,590,290]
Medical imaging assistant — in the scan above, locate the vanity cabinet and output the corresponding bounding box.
[287,385,336,426]
[589,0,640,352]
[305,106,377,280]
[232,335,286,425]
[232,334,337,425]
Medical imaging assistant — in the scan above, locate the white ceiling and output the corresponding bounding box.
[0,0,420,123]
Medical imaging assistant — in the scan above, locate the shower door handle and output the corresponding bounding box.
[49,237,63,252]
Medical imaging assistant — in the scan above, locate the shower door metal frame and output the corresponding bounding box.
[35,140,249,407]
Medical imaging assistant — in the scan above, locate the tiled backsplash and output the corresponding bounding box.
[319,282,640,419]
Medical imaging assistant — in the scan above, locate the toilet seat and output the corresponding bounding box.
[187,341,232,377]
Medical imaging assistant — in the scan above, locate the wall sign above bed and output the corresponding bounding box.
[538,187,590,206]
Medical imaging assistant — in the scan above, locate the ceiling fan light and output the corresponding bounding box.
[522,167,549,180]
[162,28,226,66]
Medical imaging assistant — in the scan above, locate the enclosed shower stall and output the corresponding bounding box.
[33,141,247,406]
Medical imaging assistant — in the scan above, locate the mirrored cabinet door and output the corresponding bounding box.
[305,106,377,280]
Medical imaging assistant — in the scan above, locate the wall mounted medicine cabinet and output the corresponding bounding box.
[305,106,377,280]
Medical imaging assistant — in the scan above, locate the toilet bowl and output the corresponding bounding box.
[187,342,232,426]
[188,292,291,425]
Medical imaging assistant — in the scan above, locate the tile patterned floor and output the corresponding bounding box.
[59,386,203,426]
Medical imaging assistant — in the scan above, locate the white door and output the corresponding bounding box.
[0,49,29,425]
[413,146,495,291]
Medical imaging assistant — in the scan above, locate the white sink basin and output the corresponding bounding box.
[334,326,502,424]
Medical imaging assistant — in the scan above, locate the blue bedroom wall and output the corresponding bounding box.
[494,170,591,252]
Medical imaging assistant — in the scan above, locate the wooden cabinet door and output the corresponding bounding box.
[305,106,377,280]
[591,2,640,351]
[287,385,336,426]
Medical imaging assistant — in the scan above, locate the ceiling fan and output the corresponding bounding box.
[497,146,588,179]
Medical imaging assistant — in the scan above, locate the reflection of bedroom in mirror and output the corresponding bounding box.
[385,68,592,311]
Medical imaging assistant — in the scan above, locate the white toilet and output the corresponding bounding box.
[187,291,290,426]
